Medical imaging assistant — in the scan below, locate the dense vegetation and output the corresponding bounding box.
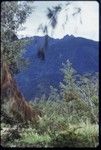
[1,1,99,148]
[1,60,99,147]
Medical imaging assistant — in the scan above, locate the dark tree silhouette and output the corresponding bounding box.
[37,48,45,60]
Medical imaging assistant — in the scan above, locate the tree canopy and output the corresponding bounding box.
[1,1,33,74]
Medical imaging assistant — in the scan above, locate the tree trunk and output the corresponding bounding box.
[1,61,41,123]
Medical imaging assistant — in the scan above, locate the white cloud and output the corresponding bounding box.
[17,1,99,41]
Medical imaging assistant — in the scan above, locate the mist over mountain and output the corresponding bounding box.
[14,35,99,100]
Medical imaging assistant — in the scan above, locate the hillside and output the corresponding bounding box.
[14,35,99,100]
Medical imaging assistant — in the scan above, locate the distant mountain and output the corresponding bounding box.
[14,35,99,100]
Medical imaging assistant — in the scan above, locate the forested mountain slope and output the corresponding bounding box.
[15,35,99,100]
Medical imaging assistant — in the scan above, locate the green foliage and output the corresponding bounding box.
[3,38,31,74]
[60,60,79,102]
[48,86,60,101]
[19,129,51,147]
[60,60,99,124]
[50,122,98,147]
[1,1,98,147]
[1,1,32,34]
[1,1,33,74]
[1,2,33,128]
[1,107,98,147]
[1,60,99,147]
[1,102,99,147]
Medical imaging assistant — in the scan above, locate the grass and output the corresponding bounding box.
[1,99,99,148]
[19,130,51,147]
[1,60,99,147]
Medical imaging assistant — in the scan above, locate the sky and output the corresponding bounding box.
[17,1,99,41]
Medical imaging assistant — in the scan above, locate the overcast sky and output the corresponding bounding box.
[17,1,99,41]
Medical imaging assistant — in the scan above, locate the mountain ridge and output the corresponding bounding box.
[15,35,99,100]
